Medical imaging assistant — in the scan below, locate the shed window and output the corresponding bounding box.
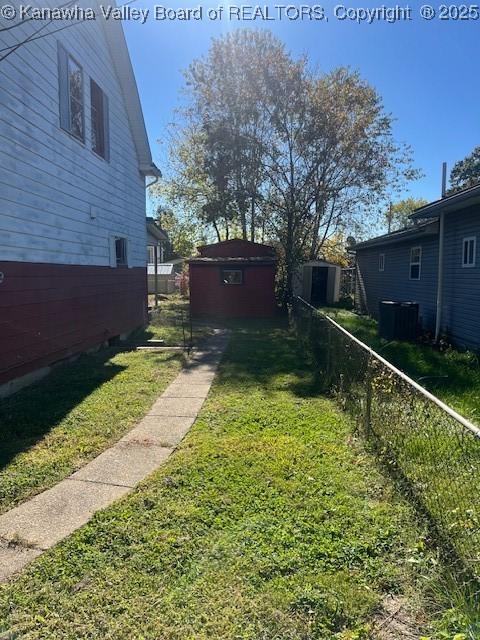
[462,236,476,267]
[58,42,84,141]
[90,79,109,160]
[409,246,421,280]
[378,253,385,272]
[222,269,243,285]
[115,238,128,267]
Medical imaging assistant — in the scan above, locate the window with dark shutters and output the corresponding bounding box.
[90,79,110,160]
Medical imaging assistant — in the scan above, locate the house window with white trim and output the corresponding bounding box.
[57,42,84,142]
[462,236,476,267]
[409,246,421,280]
[379,253,385,272]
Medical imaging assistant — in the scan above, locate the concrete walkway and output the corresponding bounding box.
[0,330,229,583]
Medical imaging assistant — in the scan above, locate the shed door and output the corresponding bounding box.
[311,267,328,306]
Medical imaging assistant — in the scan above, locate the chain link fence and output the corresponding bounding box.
[292,296,480,593]
[148,298,193,351]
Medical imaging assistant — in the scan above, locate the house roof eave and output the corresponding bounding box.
[352,220,439,251]
[146,218,169,243]
[410,183,480,220]
[99,10,159,179]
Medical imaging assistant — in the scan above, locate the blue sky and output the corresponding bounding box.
[123,4,480,208]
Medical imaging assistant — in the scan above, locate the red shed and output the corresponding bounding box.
[189,239,277,318]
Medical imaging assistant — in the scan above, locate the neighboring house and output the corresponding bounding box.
[189,239,277,318]
[146,217,170,265]
[353,184,480,350]
[0,4,160,395]
[147,263,176,295]
[146,217,174,294]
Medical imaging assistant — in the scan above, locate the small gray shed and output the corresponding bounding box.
[293,260,341,305]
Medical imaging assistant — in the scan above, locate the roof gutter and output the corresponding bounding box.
[434,163,448,343]
[434,212,445,342]
[141,163,162,190]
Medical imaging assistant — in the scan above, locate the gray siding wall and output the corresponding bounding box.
[442,206,480,349]
[355,236,439,331]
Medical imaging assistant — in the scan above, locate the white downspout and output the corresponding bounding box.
[435,211,445,342]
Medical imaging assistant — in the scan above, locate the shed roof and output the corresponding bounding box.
[197,238,276,259]
[147,264,174,275]
[189,256,277,265]
[302,260,343,268]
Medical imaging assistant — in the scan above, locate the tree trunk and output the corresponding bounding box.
[284,207,295,307]
[213,221,221,243]
[250,197,255,242]
[309,197,324,260]
[240,207,247,240]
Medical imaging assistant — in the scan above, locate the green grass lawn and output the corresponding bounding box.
[0,347,184,514]
[0,320,463,639]
[321,307,480,425]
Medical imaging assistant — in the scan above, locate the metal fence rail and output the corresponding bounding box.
[292,296,480,588]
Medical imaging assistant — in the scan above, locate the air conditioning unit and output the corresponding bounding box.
[379,301,419,341]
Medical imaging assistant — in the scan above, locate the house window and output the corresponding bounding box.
[462,236,476,267]
[379,253,385,272]
[90,79,109,160]
[147,246,155,264]
[58,42,84,141]
[115,237,128,267]
[221,269,243,285]
[410,246,421,280]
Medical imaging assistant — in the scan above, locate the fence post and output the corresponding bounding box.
[154,245,159,308]
[364,355,372,434]
[181,309,186,351]
[326,322,332,383]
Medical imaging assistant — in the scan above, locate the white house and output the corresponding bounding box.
[0,1,160,395]
[146,217,175,294]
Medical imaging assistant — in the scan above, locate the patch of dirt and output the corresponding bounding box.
[371,595,424,639]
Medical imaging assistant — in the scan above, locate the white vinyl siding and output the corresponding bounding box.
[0,8,146,267]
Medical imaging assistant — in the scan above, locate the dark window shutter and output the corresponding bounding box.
[103,91,110,162]
[57,41,70,131]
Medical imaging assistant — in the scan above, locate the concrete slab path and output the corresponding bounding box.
[0,330,229,583]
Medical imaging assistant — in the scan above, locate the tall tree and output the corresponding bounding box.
[385,197,428,232]
[449,146,480,194]
[164,30,420,304]
[154,206,200,258]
